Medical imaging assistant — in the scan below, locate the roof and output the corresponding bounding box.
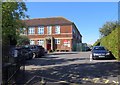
[22,17,73,26]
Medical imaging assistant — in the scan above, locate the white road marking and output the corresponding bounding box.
[25,76,36,84]
[90,54,92,61]
[93,78,99,83]
[113,80,119,84]
[105,80,109,83]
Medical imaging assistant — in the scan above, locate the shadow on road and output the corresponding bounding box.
[32,62,120,84]
[25,57,90,66]
[48,52,78,55]
[15,56,120,85]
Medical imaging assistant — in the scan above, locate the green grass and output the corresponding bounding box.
[100,28,120,60]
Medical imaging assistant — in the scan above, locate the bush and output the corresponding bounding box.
[100,28,120,60]
[93,39,100,46]
[17,35,30,46]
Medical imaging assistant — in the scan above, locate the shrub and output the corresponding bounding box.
[100,28,120,60]
[93,39,100,46]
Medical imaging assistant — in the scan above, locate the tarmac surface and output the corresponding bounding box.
[14,52,120,85]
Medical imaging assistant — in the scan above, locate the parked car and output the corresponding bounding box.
[14,47,23,63]
[21,45,33,60]
[37,45,46,57]
[91,46,111,60]
[29,45,46,58]
[13,46,27,65]
[85,46,91,51]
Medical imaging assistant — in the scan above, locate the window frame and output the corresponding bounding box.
[55,25,60,34]
[38,26,44,35]
[30,40,35,45]
[38,40,44,47]
[20,28,27,35]
[28,27,35,35]
[47,26,52,35]
[55,39,60,44]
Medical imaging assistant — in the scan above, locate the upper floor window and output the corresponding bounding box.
[55,39,60,44]
[55,25,60,34]
[20,28,27,35]
[28,27,35,34]
[72,28,75,34]
[38,26,44,34]
[79,35,82,39]
[47,26,52,35]
[23,28,27,35]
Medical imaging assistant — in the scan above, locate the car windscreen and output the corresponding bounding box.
[93,47,105,50]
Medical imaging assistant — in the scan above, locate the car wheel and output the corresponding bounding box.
[92,57,95,60]
[33,53,36,58]
[29,55,33,59]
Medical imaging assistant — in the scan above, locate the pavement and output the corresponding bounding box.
[14,52,120,85]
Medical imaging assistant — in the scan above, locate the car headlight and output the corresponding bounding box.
[106,52,110,55]
[93,53,99,56]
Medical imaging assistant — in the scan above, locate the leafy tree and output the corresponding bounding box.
[99,21,119,37]
[17,35,30,46]
[2,2,29,65]
[2,2,28,46]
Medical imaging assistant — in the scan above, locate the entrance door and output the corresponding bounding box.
[47,44,51,51]
[47,39,51,50]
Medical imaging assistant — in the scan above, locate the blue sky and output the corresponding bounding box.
[25,2,118,45]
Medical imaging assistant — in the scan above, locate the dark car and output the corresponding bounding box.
[85,46,91,51]
[21,45,33,60]
[14,47,24,63]
[29,45,39,58]
[29,45,46,58]
[91,46,111,60]
[12,46,27,64]
[37,45,46,57]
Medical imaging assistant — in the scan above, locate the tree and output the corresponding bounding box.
[2,2,29,84]
[2,2,28,46]
[99,21,119,37]
[2,2,29,65]
[17,35,30,46]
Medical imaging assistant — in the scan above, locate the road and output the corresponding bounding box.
[17,52,120,85]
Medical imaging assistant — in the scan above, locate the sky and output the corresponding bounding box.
[25,2,118,45]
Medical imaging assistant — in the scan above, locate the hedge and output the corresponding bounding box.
[100,27,120,60]
[93,39,100,46]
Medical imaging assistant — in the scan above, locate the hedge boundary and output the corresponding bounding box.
[100,28,120,60]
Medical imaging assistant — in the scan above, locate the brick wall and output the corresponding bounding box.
[54,39,72,51]
[23,24,82,51]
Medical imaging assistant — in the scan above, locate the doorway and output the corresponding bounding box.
[47,39,51,51]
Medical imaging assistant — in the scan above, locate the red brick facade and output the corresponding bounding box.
[22,17,82,51]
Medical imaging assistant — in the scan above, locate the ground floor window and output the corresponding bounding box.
[55,39,60,44]
[30,40,35,45]
[38,40,44,47]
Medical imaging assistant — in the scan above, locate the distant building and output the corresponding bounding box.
[21,17,82,51]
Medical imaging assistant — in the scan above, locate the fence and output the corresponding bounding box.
[73,43,87,52]
[2,45,26,85]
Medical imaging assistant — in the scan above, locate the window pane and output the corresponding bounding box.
[28,27,35,34]
[47,26,52,34]
[55,39,60,44]
[55,25,60,34]
[30,40,35,45]
[38,40,44,47]
[38,26,44,34]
